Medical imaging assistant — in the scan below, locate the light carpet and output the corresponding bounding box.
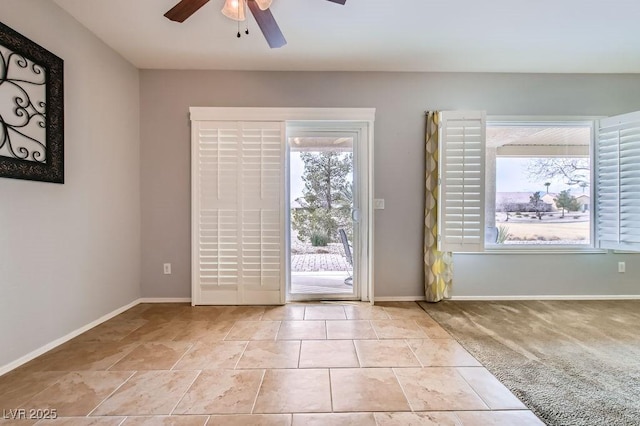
[419,300,640,426]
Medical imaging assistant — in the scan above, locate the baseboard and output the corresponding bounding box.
[375,296,426,302]
[449,295,640,301]
[139,297,192,303]
[0,299,140,377]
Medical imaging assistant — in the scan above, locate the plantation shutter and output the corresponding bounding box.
[192,120,285,305]
[438,111,486,252]
[596,111,640,251]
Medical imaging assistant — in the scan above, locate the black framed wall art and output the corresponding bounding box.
[0,21,64,184]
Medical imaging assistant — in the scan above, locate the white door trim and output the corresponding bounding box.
[190,107,376,122]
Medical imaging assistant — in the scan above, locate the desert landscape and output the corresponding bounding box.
[495,212,590,244]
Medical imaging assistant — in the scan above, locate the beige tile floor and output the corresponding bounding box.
[0,302,544,425]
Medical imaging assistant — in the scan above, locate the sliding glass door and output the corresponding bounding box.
[286,126,363,301]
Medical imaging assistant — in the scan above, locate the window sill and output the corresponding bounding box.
[477,246,608,255]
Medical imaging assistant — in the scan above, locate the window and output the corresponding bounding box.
[486,122,593,248]
[438,111,640,253]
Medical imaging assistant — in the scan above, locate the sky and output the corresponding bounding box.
[289,152,305,201]
[496,158,590,195]
[290,155,589,204]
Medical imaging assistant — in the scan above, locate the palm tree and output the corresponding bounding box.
[580,182,588,193]
[544,182,551,194]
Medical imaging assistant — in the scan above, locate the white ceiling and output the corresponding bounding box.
[53,0,640,73]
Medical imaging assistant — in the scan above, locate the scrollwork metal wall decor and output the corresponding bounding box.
[0,21,64,184]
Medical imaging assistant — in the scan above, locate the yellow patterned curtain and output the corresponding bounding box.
[424,111,453,302]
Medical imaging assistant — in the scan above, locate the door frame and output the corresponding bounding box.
[190,107,376,305]
[286,124,367,302]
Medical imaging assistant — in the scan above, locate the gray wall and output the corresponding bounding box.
[140,70,640,299]
[0,0,141,368]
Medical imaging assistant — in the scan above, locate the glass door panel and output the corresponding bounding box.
[287,131,358,300]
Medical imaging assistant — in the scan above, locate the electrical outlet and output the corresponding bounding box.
[618,262,626,273]
[163,263,172,275]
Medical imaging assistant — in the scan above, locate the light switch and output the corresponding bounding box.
[374,199,385,210]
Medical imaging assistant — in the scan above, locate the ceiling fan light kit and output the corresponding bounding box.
[255,0,273,11]
[220,0,272,21]
[221,0,245,21]
[165,0,346,49]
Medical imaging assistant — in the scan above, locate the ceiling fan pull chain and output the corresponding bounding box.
[245,0,250,34]
[237,1,242,38]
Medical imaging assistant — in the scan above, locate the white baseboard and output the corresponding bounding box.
[0,299,140,377]
[139,298,192,303]
[450,295,640,301]
[375,296,426,302]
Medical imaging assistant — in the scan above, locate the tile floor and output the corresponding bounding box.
[0,302,544,425]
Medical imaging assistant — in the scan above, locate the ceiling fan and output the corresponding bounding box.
[164,0,347,49]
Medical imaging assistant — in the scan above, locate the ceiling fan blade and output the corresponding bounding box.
[247,0,287,49]
[164,0,210,22]
[326,0,347,4]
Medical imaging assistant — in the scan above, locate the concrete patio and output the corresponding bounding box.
[291,253,353,295]
[291,253,350,272]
